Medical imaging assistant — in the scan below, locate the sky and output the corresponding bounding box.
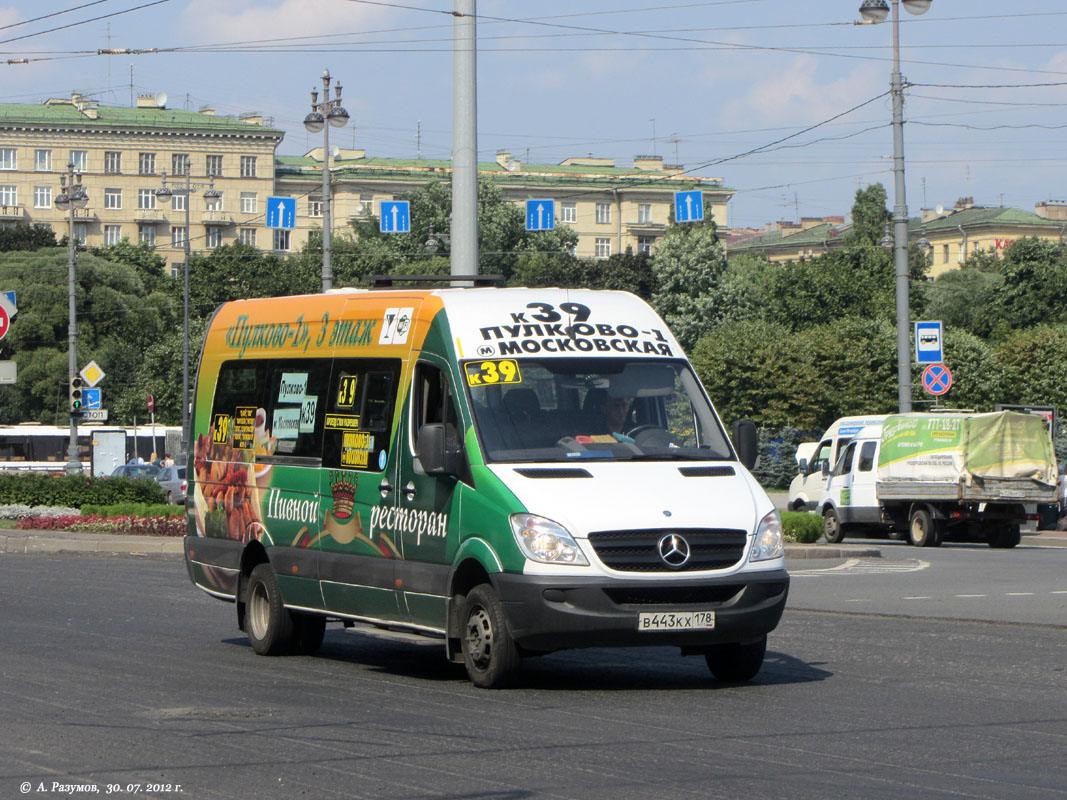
[1,0,1065,229]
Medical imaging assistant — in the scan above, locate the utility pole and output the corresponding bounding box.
[452,0,479,280]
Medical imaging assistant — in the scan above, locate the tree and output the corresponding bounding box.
[847,183,890,247]
[986,237,1067,330]
[510,248,656,300]
[993,325,1067,411]
[0,224,57,252]
[921,265,1006,339]
[651,219,728,350]
[187,242,318,315]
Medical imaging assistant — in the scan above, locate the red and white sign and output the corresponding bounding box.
[147,394,154,412]
[921,364,953,396]
[0,304,8,342]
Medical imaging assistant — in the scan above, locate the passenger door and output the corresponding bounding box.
[391,356,465,630]
[824,441,857,521]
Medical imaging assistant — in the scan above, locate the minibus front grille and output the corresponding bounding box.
[678,466,735,477]
[586,528,748,572]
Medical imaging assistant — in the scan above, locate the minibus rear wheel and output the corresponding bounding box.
[461,584,521,689]
[704,635,767,682]
[246,563,296,655]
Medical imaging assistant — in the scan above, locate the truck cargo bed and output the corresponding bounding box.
[876,477,1056,504]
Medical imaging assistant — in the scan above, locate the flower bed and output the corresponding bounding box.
[15,513,186,537]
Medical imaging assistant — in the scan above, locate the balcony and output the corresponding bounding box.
[201,210,234,226]
[0,204,25,221]
[134,209,166,223]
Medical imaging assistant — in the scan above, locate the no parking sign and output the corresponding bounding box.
[922,364,952,396]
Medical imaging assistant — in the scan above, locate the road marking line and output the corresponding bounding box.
[903,596,932,600]
[1006,592,1034,596]
[1051,591,1067,595]
[955,594,986,598]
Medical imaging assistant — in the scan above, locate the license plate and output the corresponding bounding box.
[638,611,716,631]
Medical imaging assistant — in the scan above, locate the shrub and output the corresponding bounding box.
[0,504,81,519]
[781,510,822,544]
[0,473,166,507]
[80,503,182,518]
[15,513,185,537]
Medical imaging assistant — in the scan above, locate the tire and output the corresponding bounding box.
[245,563,296,655]
[908,508,941,548]
[823,508,845,544]
[705,635,767,682]
[461,584,521,689]
[988,524,1021,549]
[292,614,327,654]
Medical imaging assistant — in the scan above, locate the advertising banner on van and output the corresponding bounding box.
[878,414,967,482]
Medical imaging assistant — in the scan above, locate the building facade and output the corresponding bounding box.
[0,92,283,272]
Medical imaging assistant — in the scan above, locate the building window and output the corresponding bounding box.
[595,237,611,258]
[33,186,51,209]
[69,150,88,172]
[308,195,322,217]
[942,243,949,263]
[139,153,156,175]
[0,185,17,206]
[139,226,155,246]
[240,156,257,178]
[273,229,291,251]
[73,223,87,244]
[637,235,655,254]
[205,154,223,177]
[103,225,122,246]
[207,228,223,248]
[0,149,16,170]
[173,193,186,212]
[104,151,122,174]
[358,193,373,216]
[560,202,576,223]
[595,203,611,224]
[104,188,122,210]
[35,150,52,172]
[172,153,190,176]
[239,228,256,246]
[637,203,652,224]
[205,194,222,211]
[138,188,156,210]
[240,192,257,214]
[171,226,187,248]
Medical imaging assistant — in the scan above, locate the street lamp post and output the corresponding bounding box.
[303,69,349,292]
[156,170,220,459]
[859,0,932,413]
[54,164,88,475]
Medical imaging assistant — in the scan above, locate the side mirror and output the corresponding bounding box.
[731,420,758,470]
[416,422,462,476]
[821,460,830,477]
[798,458,809,475]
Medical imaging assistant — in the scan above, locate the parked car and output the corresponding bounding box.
[155,465,187,504]
[110,463,161,480]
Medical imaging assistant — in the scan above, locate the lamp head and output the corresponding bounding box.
[304,111,325,133]
[54,192,71,211]
[327,106,349,128]
[859,0,890,23]
[902,0,932,15]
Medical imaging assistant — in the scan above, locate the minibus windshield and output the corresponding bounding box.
[465,358,734,463]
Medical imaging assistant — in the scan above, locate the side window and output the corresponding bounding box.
[858,441,877,472]
[322,359,401,472]
[814,440,832,474]
[208,359,330,461]
[412,362,460,447]
[834,442,856,477]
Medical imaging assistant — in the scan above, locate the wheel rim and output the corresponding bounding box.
[825,514,838,539]
[249,581,270,640]
[465,606,493,669]
[911,515,928,544]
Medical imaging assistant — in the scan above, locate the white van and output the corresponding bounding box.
[183,286,789,687]
[787,415,889,511]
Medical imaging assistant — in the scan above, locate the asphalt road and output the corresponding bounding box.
[1,551,1065,800]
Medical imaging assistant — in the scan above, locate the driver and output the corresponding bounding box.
[582,388,632,436]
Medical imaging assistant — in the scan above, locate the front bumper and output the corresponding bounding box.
[492,568,789,652]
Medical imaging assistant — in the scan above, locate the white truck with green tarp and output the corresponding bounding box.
[818,411,1058,548]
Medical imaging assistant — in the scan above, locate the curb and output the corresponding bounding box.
[785,544,882,560]
[0,533,183,556]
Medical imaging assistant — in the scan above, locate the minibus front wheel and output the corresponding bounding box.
[461,584,521,689]
[704,635,767,682]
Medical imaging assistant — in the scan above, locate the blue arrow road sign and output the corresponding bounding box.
[915,320,943,364]
[266,197,296,229]
[525,199,555,231]
[2,291,15,311]
[380,201,411,233]
[82,387,101,409]
[674,190,704,223]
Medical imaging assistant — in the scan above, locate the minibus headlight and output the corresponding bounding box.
[510,514,589,566]
[750,510,784,562]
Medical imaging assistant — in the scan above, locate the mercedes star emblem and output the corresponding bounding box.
[657,533,691,568]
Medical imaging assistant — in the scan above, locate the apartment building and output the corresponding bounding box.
[0,92,283,272]
[0,93,732,268]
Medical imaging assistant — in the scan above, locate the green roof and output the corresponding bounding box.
[275,154,730,190]
[729,222,842,251]
[915,206,1063,232]
[0,102,285,137]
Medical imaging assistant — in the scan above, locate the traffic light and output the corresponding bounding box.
[69,376,84,414]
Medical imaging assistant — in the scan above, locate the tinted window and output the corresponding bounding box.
[858,441,877,472]
[834,443,856,477]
